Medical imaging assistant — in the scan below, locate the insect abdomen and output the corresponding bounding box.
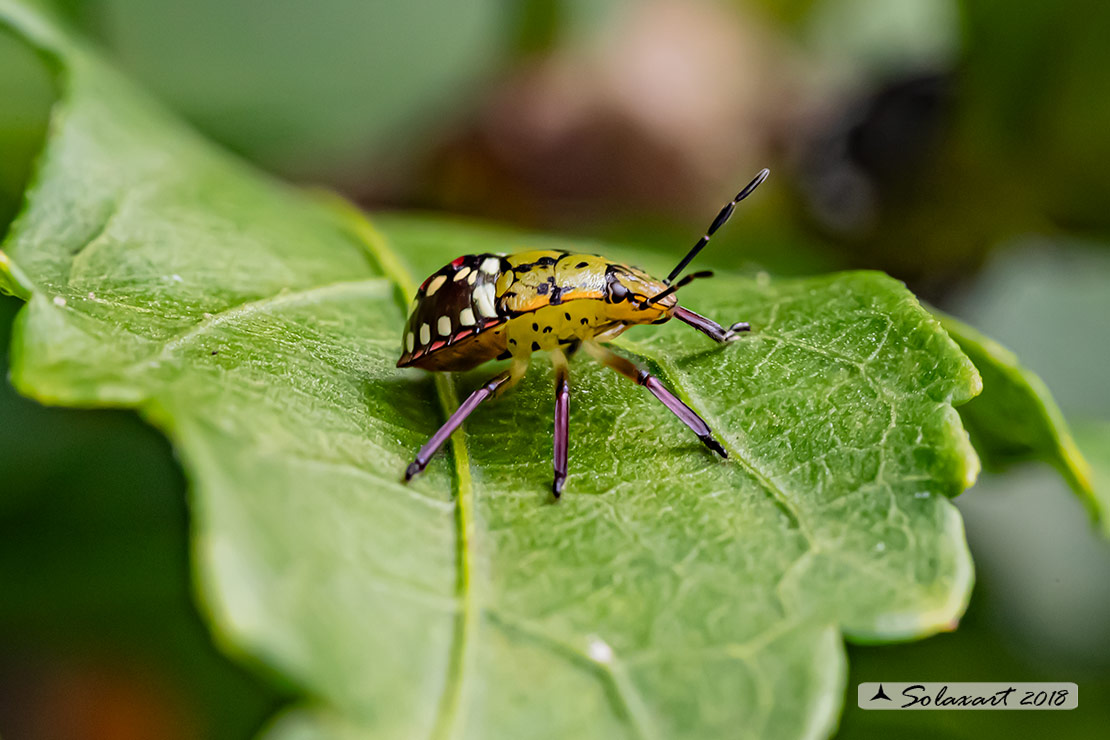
[397,253,510,371]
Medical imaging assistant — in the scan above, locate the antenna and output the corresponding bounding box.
[664,168,770,285]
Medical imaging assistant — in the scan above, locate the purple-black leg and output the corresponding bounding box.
[673,305,749,343]
[552,352,570,498]
[404,370,511,482]
[584,343,728,458]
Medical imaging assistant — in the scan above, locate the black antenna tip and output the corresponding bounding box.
[663,166,771,285]
[735,168,771,202]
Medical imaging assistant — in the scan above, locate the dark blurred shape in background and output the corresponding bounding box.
[417,0,787,228]
[789,71,961,293]
[2,1,1109,738]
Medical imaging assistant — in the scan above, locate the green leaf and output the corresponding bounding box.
[1077,423,1110,532]
[0,3,989,738]
[939,313,1102,534]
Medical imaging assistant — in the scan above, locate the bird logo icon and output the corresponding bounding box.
[870,684,893,702]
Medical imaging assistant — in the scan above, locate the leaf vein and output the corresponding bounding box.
[327,198,477,740]
[486,610,658,740]
[154,278,393,359]
[614,338,819,550]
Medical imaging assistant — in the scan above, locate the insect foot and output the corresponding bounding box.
[700,434,729,459]
[723,321,752,341]
[404,461,423,482]
[552,473,566,500]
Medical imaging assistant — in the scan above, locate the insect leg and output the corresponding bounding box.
[672,305,750,343]
[494,358,531,397]
[551,350,570,498]
[583,342,728,458]
[404,360,528,482]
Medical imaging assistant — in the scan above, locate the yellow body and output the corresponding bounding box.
[499,250,674,357]
[397,249,677,371]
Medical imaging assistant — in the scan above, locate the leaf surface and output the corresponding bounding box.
[0,3,985,738]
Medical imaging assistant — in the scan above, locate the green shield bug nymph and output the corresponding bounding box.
[399,169,770,498]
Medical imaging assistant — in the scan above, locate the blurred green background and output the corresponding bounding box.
[1,0,1108,738]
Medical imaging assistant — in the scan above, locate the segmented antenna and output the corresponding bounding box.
[664,168,770,285]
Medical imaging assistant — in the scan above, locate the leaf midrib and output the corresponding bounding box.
[328,208,828,738]
[324,196,477,740]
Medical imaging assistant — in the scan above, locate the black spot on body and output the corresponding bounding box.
[531,341,540,351]
[513,255,559,273]
[509,338,517,345]
[564,312,571,321]
[576,261,589,269]
[543,326,552,333]
[536,283,549,295]
[580,317,589,325]
[532,322,539,331]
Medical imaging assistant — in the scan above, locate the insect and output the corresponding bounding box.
[399,168,770,497]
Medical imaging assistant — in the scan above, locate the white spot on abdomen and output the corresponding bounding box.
[480,257,500,275]
[454,266,471,282]
[426,274,447,296]
[459,308,476,326]
[405,332,415,353]
[419,323,431,345]
[437,315,451,336]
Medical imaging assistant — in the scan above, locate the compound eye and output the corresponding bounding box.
[607,278,630,303]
